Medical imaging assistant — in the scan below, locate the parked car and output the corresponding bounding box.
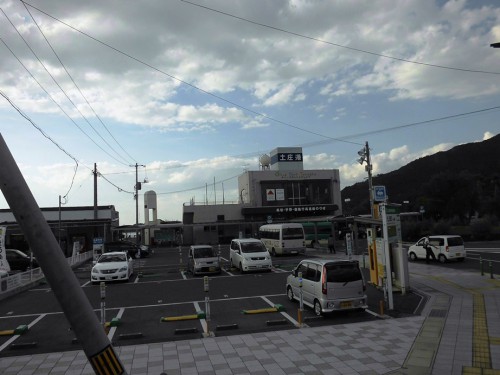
[286,259,367,316]
[187,245,221,275]
[91,251,133,284]
[408,235,466,263]
[229,238,272,273]
[103,241,148,258]
[6,249,38,271]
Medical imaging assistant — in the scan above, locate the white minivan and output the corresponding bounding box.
[229,238,272,273]
[286,259,367,316]
[408,235,466,263]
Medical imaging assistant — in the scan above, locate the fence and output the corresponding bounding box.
[0,251,93,300]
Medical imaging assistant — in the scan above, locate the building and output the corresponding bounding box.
[0,205,119,256]
[182,147,342,245]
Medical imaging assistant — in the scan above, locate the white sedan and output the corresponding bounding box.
[91,252,133,284]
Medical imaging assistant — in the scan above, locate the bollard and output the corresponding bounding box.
[204,276,211,336]
[179,246,183,271]
[298,271,303,327]
[480,256,483,276]
[490,261,494,279]
[100,282,106,328]
[379,300,384,316]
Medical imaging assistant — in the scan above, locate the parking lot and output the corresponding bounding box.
[0,245,415,358]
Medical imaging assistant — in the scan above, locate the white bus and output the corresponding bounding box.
[259,223,306,256]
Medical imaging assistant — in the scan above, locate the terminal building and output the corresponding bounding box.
[182,147,342,244]
[0,147,342,249]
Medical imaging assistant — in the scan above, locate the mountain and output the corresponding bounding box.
[341,134,500,221]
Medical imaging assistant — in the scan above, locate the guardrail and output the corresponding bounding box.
[0,251,93,300]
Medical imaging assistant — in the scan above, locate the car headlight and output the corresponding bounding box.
[91,268,100,274]
[118,267,128,272]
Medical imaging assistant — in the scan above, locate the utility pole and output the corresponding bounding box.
[93,163,98,221]
[131,163,145,246]
[357,141,374,217]
[0,134,126,374]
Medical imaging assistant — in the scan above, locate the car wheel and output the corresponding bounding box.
[438,254,447,263]
[409,252,417,261]
[314,300,322,316]
[287,286,294,302]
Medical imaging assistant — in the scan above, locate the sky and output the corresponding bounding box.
[0,0,499,225]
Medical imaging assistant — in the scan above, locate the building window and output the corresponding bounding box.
[217,215,225,222]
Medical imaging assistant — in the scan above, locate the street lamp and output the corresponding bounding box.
[357,141,374,217]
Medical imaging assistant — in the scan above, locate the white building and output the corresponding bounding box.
[182,147,341,245]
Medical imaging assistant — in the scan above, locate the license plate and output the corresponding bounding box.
[209,267,216,272]
[340,301,352,309]
[456,253,461,257]
[291,251,297,254]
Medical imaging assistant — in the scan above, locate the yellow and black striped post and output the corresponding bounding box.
[89,345,124,375]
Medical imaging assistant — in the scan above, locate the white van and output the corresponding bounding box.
[408,235,466,263]
[229,238,272,273]
[286,259,367,316]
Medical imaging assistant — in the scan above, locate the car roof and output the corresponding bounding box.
[298,259,359,266]
[428,235,463,238]
[101,251,128,256]
[232,238,261,243]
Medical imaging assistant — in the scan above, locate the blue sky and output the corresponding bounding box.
[0,0,499,225]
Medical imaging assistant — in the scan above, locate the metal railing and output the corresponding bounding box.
[0,251,93,299]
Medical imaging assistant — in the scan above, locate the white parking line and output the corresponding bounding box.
[107,308,125,341]
[0,314,46,353]
[260,296,303,328]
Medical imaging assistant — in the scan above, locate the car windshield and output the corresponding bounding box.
[325,263,362,283]
[241,242,266,253]
[194,247,215,258]
[99,254,126,263]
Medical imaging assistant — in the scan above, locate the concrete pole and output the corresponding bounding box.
[0,134,126,374]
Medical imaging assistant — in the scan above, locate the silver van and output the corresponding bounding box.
[187,245,221,275]
[286,259,367,316]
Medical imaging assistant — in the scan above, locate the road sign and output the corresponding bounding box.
[373,186,387,202]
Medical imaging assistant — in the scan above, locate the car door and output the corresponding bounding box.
[230,241,240,267]
[414,238,426,258]
[302,262,318,305]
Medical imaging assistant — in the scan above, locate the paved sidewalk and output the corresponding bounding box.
[1,260,499,374]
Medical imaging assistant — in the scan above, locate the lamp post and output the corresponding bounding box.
[357,141,374,217]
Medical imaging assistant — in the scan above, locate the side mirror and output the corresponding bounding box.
[92,260,97,266]
[292,269,297,277]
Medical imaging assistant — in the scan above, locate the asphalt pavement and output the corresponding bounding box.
[1,247,499,374]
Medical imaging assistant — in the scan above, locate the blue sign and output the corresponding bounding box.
[373,186,387,202]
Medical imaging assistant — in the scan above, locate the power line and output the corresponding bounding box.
[0,8,132,166]
[0,36,131,167]
[180,0,500,76]
[20,2,137,165]
[20,1,362,147]
[0,89,81,199]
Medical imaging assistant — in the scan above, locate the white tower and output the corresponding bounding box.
[144,190,158,246]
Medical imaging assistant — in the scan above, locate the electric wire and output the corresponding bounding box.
[20,1,363,147]
[0,88,80,199]
[0,37,132,167]
[0,8,132,166]
[180,0,500,76]
[20,2,137,165]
